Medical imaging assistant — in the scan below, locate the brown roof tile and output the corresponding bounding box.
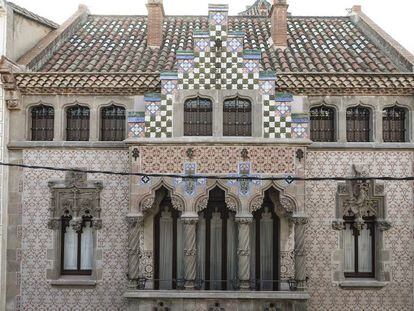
[38,14,405,73]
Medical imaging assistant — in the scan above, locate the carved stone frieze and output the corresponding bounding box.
[279,195,295,214]
[250,195,263,212]
[171,195,185,211]
[140,196,155,212]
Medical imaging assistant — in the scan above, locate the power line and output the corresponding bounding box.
[1,161,413,184]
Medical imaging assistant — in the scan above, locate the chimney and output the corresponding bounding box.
[146,0,164,47]
[351,5,362,14]
[270,0,289,48]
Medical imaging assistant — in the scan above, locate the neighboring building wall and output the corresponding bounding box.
[11,13,54,61]
[0,1,8,308]
[17,149,129,310]
[305,150,414,311]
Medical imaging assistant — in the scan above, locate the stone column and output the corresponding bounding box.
[182,214,198,289]
[236,216,253,290]
[126,213,143,289]
[291,214,308,288]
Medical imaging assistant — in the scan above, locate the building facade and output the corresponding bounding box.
[1,0,414,310]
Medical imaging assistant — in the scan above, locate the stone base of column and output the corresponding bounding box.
[239,279,251,291]
[184,279,196,290]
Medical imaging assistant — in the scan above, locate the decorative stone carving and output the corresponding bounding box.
[225,196,238,212]
[171,195,185,211]
[279,195,295,214]
[250,195,263,212]
[196,196,209,212]
[182,216,198,289]
[336,164,389,231]
[47,170,103,232]
[377,219,392,231]
[140,196,155,212]
[331,219,345,230]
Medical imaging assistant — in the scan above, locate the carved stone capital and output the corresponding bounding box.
[126,214,144,228]
[331,219,345,230]
[47,218,61,230]
[182,217,198,225]
[290,214,308,225]
[280,195,295,214]
[235,217,253,225]
[92,218,103,230]
[184,249,197,256]
[250,195,263,212]
[377,219,392,231]
[237,249,249,256]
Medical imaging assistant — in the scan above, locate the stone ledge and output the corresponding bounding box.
[50,276,97,287]
[310,142,414,150]
[124,290,310,300]
[339,280,388,289]
[8,141,127,149]
[124,137,312,145]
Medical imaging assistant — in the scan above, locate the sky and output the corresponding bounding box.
[10,0,414,54]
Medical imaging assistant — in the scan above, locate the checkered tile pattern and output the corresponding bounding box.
[144,97,173,138]
[263,94,292,139]
[179,50,259,90]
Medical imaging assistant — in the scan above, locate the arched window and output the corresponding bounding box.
[31,104,54,141]
[154,193,183,290]
[383,106,406,142]
[252,192,280,291]
[184,97,212,136]
[343,214,375,278]
[66,104,90,141]
[310,105,335,142]
[100,105,126,141]
[223,98,252,136]
[61,212,93,275]
[197,187,237,290]
[346,106,371,142]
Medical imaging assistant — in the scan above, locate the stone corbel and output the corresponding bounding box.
[289,213,308,226]
[331,219,345,230]
[5,89,22,110]
[377,219,392,231]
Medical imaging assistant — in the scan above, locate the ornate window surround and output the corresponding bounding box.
[332,164,391,288]
[46,171,103,286]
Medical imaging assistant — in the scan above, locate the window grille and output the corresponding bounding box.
[383,106,406,142]
[223,98,252,136]
[310,106,335,142]
[101,105,126,141]
[184,98,212,136]
[31,105,54,141]
[346,106,370,142]
[66,105,90,141]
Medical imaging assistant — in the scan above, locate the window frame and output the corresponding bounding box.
[66,104,90,141]
[382,105,407,143]
[60,215,93,276]
[343,215,375,278]
[30,104,54,141]
[346,105,372,142]
[184,97,213,136]
[100,104,126,141]
[153,197,181,290]
[309,105,336,142]
[252,195,280,291]
[223,97,252,137]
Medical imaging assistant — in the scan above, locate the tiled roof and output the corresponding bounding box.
[14,72,414,96]
[7,1,58,29]
[39,15,404,73]
[239,0,271,16]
